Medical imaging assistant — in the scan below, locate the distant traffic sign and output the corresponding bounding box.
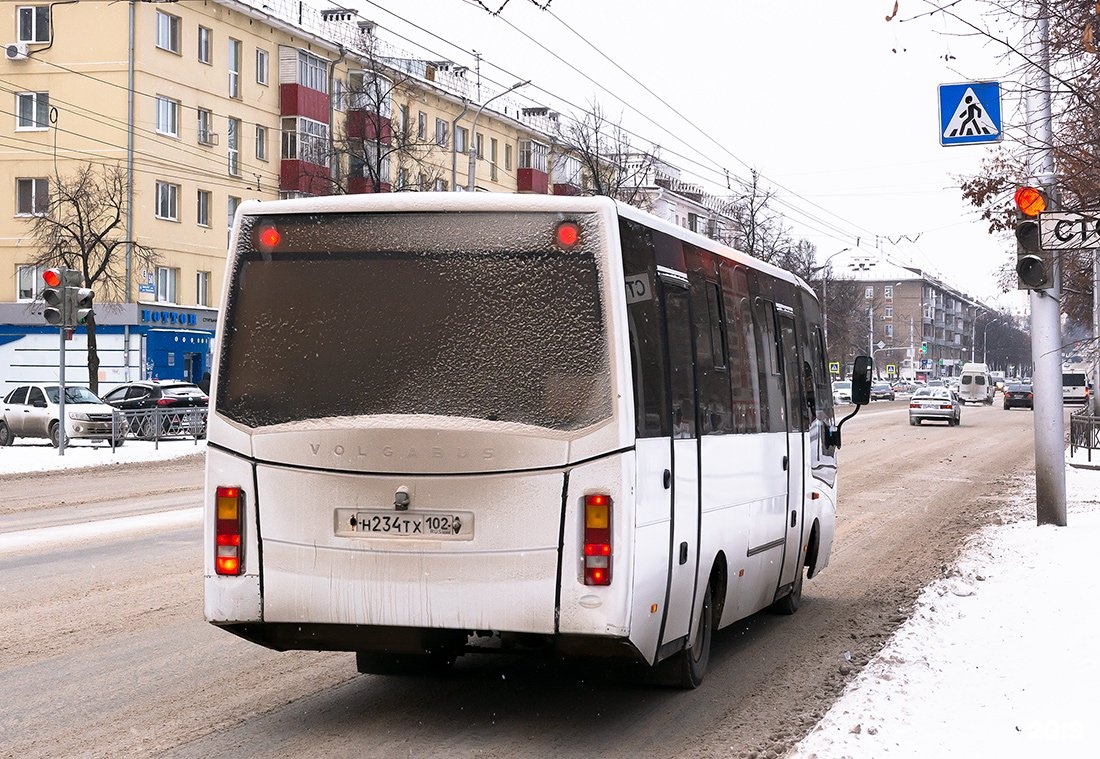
[939,82,1002,147]
[1039,211,1100,250]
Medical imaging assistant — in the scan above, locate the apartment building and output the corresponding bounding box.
[0,0,566,392]
[835,252,990,379]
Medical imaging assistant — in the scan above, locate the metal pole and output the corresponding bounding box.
[1093,250,1100,413]
[467,80,529,192]
[57,324,66,456]
[1030,0,1067,526]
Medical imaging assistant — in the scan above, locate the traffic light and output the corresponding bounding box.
[920,341,928,355]
[42,268,66,326]
[1014,186,1054,290]
[64,270,94,325]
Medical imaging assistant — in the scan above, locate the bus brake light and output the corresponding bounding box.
[215,485,244,576]
[583,494,612,586]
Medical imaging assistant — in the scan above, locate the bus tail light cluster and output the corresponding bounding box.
[214,486,244,576]
[583,494,612,586]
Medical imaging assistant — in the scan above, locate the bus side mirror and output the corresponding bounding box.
[851,356,873,405]
[827,355,874,449]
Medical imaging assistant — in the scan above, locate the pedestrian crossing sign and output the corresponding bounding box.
[938,81,1002,147]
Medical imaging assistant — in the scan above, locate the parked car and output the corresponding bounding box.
[0,384,126,447]
[870,381,896,401]
[832,380,853,405]
[1002,382,1034,410]
[908,387,962,427]
[100,380,208,438]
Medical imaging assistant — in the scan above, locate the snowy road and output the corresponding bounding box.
[0,402,1038,757]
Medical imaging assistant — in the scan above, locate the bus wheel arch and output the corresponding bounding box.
[805,519,821,579]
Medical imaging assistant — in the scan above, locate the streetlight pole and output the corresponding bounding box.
[467,79,529,192]
[814,247,849,345]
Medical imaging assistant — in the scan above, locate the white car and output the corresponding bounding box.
[832,380,853,405]
[0,384,127,447]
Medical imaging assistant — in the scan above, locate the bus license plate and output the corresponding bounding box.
[335,509,474,540]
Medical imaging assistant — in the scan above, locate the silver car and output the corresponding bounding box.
[0,384,127,447]
[908,387,961,427]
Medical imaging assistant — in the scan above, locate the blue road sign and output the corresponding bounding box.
[939,81,1002,147]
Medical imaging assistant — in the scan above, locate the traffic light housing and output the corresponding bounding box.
[64,270,94,325]
[1014,186,1054,290]
[42,268,66,326]
[920,341,928,355]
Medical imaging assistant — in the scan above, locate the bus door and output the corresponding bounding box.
[776,307,807,590]
[659,274,701,647]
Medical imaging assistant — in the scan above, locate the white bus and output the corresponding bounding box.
[204,194,868,688]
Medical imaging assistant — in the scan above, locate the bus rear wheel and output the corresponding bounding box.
[672,583,713,689]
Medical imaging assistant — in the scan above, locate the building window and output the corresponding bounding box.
[884,285,894,300]
[298,51,327,93]
[398,104,409,135]
[16,177,48,215]
[227,196,240,243]
[518,140,548,172]
[435,118,448,147]
[18,6,50,43]
[228,38,242,98]
[227,117,240,176]
[155,95,179,137]
[281,116,328,166]
[505,143,513,171]
[397,167,408,190]
[197,189,211,227]
[155,10,180,53]
[865,286,874,299]
[490,138,498,181]
[17,263,46,300]
[155,266,178,303]
[884,306,893,319]
[198,25,211,64]
[454,126,467,155]
[197,108,215,145]
[476,133,484,159]
[256,48,269,85]
[434,178,448,191]
[417,111,426,140]
[196,271,211,307]
[155,181,179,221]
[255,124,268,161]
[885,324,894,339]
[332,78,345,112]
[16,91,48,130]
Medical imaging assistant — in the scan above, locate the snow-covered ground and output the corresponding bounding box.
[0,437,205,474]
[790,449,1100,758]
[4,436,1098,757]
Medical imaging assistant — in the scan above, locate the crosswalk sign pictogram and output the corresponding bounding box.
[939,81,1002,147]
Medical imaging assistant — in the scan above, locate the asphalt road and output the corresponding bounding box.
[0,401,1040,758]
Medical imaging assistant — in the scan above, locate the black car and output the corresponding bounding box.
[1002,382,1034,410]
[870,381,895,401]
[101,380,208,437]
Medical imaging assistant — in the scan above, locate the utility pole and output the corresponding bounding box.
[1028,0,1067,526]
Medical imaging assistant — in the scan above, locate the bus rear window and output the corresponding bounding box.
[217,211,611,431]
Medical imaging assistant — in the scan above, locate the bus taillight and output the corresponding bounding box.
[215,486,244,576]
[583,494,612,585]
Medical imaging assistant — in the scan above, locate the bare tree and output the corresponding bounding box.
[25,163,158,394]
[326,38,450,194]
[724,170,796,266]
[554,101,658,206]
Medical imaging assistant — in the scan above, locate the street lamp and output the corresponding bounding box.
[467,79,530,192]
[813,247,849,344]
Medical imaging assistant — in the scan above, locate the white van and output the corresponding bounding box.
[1062,370,1089,405]
[958,363,995,405]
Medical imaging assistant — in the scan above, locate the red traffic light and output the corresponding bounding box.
[43,268,62,287]
[1014,186,1047,217]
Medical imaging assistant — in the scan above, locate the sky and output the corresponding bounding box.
[1,429,1098,755]
[340,0,1027,308]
